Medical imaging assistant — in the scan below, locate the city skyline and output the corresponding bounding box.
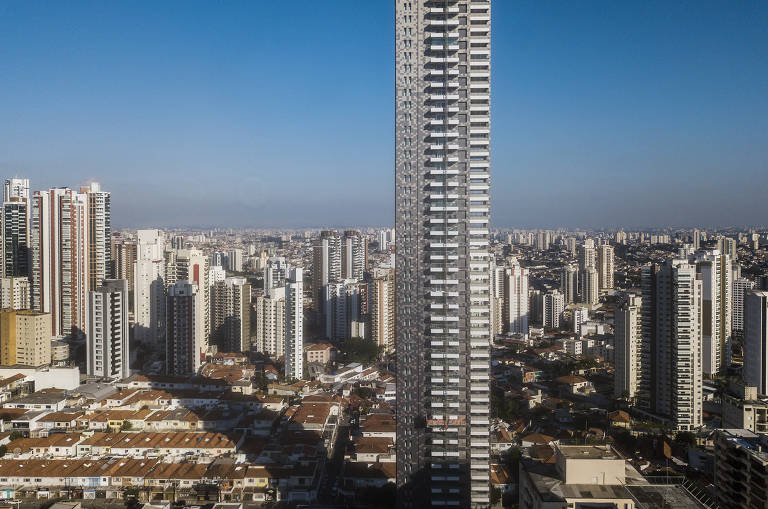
[2,1,767,229]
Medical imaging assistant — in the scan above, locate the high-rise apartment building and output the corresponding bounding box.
[614,293,642,399]
[560,265,578,304]
[324,279,361,342]
[597,243,614,291]
[0,277,30,310]
[264,257,289,292]
[111,237,137,292]
[341,230,367,280]
[694,250,732,375]
[3,178,30,203]
[640,259,703,430]
[369,268,395,354]
[210,277,251,353]
[744,291,768,395]
[543,290,564,329]
[87,279,130,380]
[81,183,111,290]
[717,236,738,260]
[30,188,90,338]
[733,277,756,335]
[581,267,599,306]
[504,261,529,334]
[395,2,492,506]
[3,200,29,278]
[489,264,505,336]
[312,230,341,318]
[134,230,166,345]
[166,249,210,351]
[284,268,303,380]
[165,281,202,375]
[255,287,285,359]
[0,309,51,367]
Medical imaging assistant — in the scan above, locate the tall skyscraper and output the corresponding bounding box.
[560,264,578,304]
[255,287,285,359]
[81,182,111,290]
[2,200,29,278]
[504,261,529,334]
[733,277,756,336]
[210,277,251,353]
[111,237,137,292]
[640,259,703,431]
[0,309,51,367]
[395,2,492,506]
[166,281,202,375]
[284,268,303,380]
[30,188,89,337]
[341,230,367,280]
[166,249,210,351]
[614,293,642,399]
[597,243,614,291]
[543,290,564,329]
[134,229,166,345]
[581,266,599,306]
[87,279,130,380]
[324,279,361,342]
[694,250,732,375]
[369,268,395,354]
[744,291,768,395]
[312,230,341,319]
[264,257,289,292]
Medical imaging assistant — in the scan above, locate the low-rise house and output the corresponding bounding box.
[348,437,395,463]
[359,413,396,442]
[77,431,242,458]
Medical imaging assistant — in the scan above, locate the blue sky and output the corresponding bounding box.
[1,1,766,229]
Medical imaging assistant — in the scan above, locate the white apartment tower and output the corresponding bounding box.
[614,293,642,399]
[30,188,90,337]
[166,249,210,350]
[264,257,289,292]
[255,287,286,359]
[87,279,130,380]
[581,267,600,306]
[284,268,303,380]
[134,229,166,344]
[81,182,111,290]
[560,264,578,304]
[733,277,756,335]
[210,277,251,353]
[694,250,732,376]
[504,261,529,334]
[341,230,367,280]
[395,1,492,506]
[744,291,768,395]
[370,268,395,353]
[640,259,703,431]
[543,291,564,329]
[597,243,614,291]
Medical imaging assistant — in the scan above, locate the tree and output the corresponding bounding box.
[121,420,133,431]
[0,445,6,457]
[8,431,23,442]
[675,431,697,448]
[340,337,379,364]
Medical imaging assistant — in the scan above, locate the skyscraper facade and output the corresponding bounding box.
[134,229,166,345]
[640,259,703,431]
[694,250,732,376]
[166,281,201,375]
[284,268,303,380]
[597,243,614,291]
[504,262,529,334]
[395,2,492,506]
[81,182,111,290]
[87,279,130,380]
[744,291,768,395]
[614,293,642,399]
[30,188,90,337]
[210,277,251,353]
